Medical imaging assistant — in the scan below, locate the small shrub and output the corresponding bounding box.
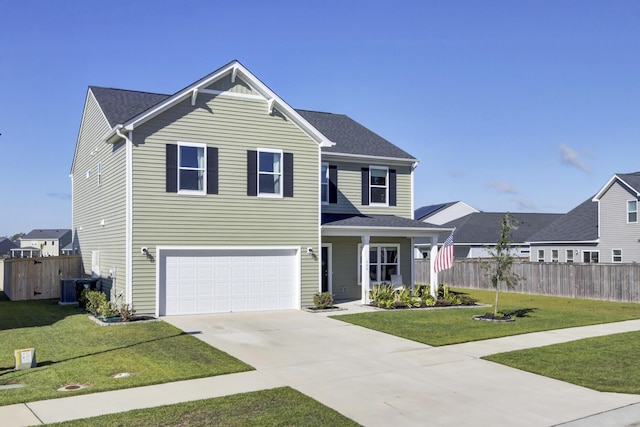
[97,300,119,318]
[424,296,436,307]
[313,292,334,309]
[370,283,395,306]
[83,290,107,316]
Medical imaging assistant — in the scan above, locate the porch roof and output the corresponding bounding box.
[321,213,450,237]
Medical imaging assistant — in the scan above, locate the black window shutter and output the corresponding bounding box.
[329,165,338,204]
[283,152,294,197]
[389,169,397,206]
[247,150,257,196]
[361,167,369,206]
[206,147,218,195]
[166,144,178,193]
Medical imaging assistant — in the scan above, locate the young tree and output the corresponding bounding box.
[483,214,522,316]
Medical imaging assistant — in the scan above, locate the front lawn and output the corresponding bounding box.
[48,387,360,427]
[0,296,252,406]
[484,331,640,394]
[332,289,640,346]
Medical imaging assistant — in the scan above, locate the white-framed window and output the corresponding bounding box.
[369,166,389,206]
[551,249,559,262]
[613,249,622,263]
[321,162,329,204]
[178,142,206,194]
[583,250,599,263]
[258,149,282,197]
[628,200,638,223]
[358,244,400,283]
[537,249,544,262]
[566,250,574,263]
[97,162,102,186]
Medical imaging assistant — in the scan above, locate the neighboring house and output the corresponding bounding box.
[414,201,478,225]
[71,60,448,316]
[414,212,561,259]
[0,238,18,257]
[11,229,72,258]
[529,172,640,264]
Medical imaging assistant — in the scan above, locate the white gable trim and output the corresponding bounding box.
[116,61,334,148]
[593,174,640,201]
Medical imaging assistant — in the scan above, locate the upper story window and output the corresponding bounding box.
[551,249,558,262]
[166,143,218,195]
[628,200,638,223]
[537,249,544,262]
[247,150,293,198]
[361,166,396,207]
[258,149,282,197]
[321,163,329,204]
[179,143,206,194]
[370,166,389,206]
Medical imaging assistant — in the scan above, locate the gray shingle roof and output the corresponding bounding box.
[415,212,563,245]
[322,213,443,229]
[527,198,598,243]
[88,86,415,160]
[616,172,640,195]
[22,229,72,240]
[296,110,416,160]
[90,86,170,128]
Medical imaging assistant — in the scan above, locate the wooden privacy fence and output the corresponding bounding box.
[414,259,640,303]
[3,256,83,301]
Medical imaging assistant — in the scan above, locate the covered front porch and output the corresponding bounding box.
[321,214,451,304]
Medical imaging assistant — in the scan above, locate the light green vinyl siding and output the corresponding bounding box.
[71,91,127,301]
[130,93,320,313]
[325,236,412,300]
[321,159,413,218]
[204,74,257,95]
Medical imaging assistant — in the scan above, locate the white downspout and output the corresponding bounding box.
[115,126,133,308]
[430,235,439,298]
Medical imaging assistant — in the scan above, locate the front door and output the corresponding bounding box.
[321,246,330,293]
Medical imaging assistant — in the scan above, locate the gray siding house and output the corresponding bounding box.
[71,60,446,316]
[528,172,640,263]
[11,229,72,258]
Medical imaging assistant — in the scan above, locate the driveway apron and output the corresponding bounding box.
[165,310,640,427]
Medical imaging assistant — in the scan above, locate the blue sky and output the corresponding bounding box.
[1,0,639,237]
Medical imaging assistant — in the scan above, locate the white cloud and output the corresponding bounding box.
[559,143,591,173]
[513,198,536,211]
[488,181,518,194]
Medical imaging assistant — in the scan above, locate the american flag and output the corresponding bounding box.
[434,230,455,273]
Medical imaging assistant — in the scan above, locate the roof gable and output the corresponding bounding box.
[90,86,169,127]
[22,229,72,240]
[593,172,640,201]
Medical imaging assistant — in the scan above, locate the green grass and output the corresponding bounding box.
[484,331,640,394]
[0,297,252,406]
[48,387,361,427]
[332,289,640,346]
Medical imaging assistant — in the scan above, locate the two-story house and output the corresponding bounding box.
[528,172,640,263]
[71,60,447,316]
[10,229,72,258]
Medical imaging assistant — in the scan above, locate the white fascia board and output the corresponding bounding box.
[322,226,452,238]
[71,89,112,173]
[592,174,639,200]
[120,61,333,148]
[321,151,418,166]
[527,240,599,245]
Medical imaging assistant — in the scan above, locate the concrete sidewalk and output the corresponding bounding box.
[3,304,640,426]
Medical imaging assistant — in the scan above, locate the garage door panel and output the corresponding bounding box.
[162,249,297,315]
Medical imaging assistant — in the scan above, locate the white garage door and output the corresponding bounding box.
[160,249,298,315]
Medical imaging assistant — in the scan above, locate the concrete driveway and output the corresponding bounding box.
[165,306,640,427]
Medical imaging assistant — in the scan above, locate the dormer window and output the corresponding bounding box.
[628,200,637,223]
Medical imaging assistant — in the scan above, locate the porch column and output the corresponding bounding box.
[361,234,370,304]
[429,235,438,298]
